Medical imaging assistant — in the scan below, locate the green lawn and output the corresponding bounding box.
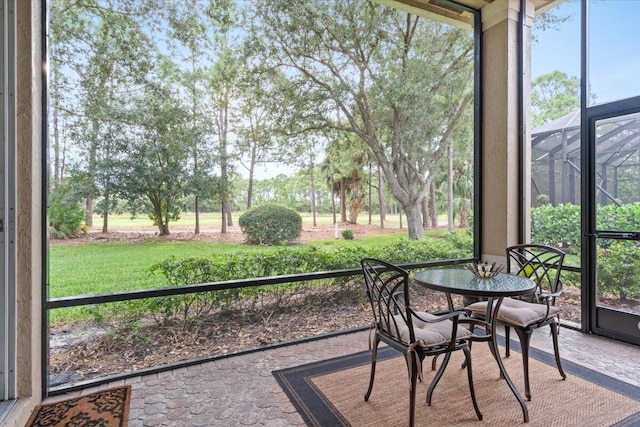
[49,240,258,298]
[48,224,441,324]
[49,232,414,299]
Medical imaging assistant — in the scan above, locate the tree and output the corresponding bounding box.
[203,0,243,234]
[166,0,217,234]
[531,70,580,127]
[321,132,368,224]
[112,80,190,236]
[250,0,474,239]
[49,0,153,231]
[235,67,284,209]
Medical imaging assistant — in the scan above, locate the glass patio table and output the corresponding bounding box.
[413,268,536,423]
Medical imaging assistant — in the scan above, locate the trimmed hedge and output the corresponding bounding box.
[238,203,302,245]
[147,233,473,326]
[531,202,640,300]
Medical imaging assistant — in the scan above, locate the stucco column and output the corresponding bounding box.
[5,1,43,426]
[480,0,533,263]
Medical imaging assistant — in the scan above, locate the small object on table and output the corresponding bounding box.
[467,261,504,278]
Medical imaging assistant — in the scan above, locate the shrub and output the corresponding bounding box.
[342,229,354,240]
[148,233,474,328]
[49,181,86,238]
[531,203,581,251]
[238,203,302,245]
[597,241,640,300]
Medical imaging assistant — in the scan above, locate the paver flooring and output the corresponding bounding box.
[46,326,639,426]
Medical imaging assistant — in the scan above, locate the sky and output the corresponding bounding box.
[531,0,640,106]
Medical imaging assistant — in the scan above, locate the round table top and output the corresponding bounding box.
[413,268,536,298]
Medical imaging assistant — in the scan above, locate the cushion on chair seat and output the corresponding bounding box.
[382,312,473,347]
[466,297,560,328]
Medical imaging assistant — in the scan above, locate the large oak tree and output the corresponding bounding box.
[249,0,474,239]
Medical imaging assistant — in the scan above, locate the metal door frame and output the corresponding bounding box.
[580,1,640,345]
[582,96,640,345]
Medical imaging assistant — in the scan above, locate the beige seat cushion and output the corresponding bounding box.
[466,297,560,328]
[383,312,473,347]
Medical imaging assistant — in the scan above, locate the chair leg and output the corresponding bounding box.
[364,336,380,401]
[408,353,419,427]
[514,327,534,401]
[504,325,511,357]
[426,352,452,406]
[463,346,483,421]
[550,321,567,380]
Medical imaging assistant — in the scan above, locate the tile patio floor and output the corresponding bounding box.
[44,326,639,426]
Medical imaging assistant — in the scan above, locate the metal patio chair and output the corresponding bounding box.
[362,258,482,426]
[466,244,567,400]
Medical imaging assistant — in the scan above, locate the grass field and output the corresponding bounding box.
[50,211,452,324]
[49,232,413,299]
[48,231,413,324]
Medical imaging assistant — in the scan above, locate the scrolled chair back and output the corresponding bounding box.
[506,244,565,304]
[361,258,415,345]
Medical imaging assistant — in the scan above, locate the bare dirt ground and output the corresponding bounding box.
[51,221,406,246]
[48,223,591,386]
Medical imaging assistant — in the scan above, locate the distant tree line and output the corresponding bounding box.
[49,0,487,238]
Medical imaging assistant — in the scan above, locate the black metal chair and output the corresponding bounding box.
[466,244,567,401]
[361,258,482,426]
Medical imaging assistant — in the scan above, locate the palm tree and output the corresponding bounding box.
[320,132,368,224]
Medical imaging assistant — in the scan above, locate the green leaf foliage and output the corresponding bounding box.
[531,203,581,251]
[341,229,354,240]
[148,233,472,328]
[238,203,302,245]
[531,202,640,253]
[531,202,640,300]
[49,181,87,238]
[597,240,640,300]
[151,233,472,285]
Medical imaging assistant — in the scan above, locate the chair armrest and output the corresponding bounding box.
[409,308,465,350]
[409,307,463,323]
[538,280,563,302]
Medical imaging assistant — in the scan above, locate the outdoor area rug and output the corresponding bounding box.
[25,385,131,427]
[273,339,640,426]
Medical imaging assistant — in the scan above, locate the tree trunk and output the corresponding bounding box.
[53,89,60,185]
[247,145,257,209]
[429,180,438,228]
[86,196,93,228]
[422,196,430,230]
[310,163,317,227]
[447,144,454,233]
[459,205,469,228]
[339,180,347,223]
[194,196,200,234]
[102,185,109,233]
[331,179,336,224]
[220,99,229,234]
[86,119,99,228]
[378,165,385,228]
[220,202,227,234]
[403,202,425,240]
[247,165,254,210]
[156,206,170,236]
[158,221,170,235]
[225,199,233,226]
[368,163,372,225]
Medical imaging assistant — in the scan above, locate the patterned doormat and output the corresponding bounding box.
[26,385,131,427]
